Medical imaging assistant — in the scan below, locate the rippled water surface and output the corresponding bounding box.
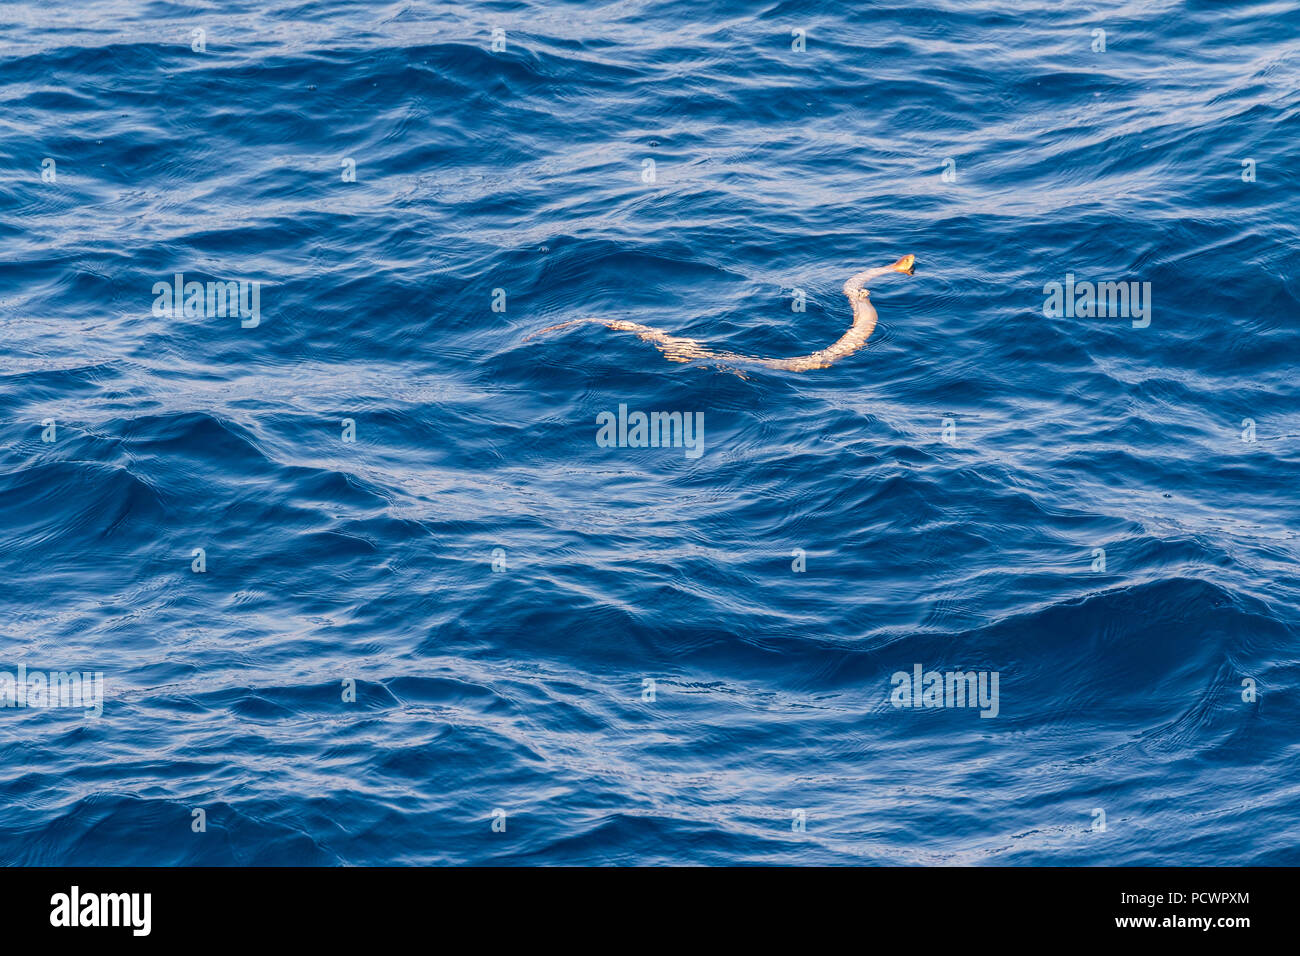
[1,0,1298,865]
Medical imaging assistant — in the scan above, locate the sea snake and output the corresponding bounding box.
[524,254,915,371]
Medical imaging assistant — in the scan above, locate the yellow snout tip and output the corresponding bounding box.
[892,254,916,275]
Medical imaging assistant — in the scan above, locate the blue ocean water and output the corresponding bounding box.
[1,0,1297,866]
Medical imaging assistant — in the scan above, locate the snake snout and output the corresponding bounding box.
[892,254,916,275]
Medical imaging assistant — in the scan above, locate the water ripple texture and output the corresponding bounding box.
[0,0,1297,865]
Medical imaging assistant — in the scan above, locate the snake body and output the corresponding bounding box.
[525,254,915,371]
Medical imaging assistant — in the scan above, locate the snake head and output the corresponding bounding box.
[891,254,916,275]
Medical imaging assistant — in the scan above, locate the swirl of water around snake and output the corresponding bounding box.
[525,254,916,371]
